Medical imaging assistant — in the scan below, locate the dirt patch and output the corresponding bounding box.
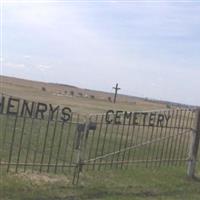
[13,172,70,186]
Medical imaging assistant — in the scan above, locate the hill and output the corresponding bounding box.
[0,75,171,114]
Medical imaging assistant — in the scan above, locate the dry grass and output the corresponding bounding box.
[0,75,166,115]
[13,171,70,185]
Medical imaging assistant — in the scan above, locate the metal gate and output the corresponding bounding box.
[73,108,198,183]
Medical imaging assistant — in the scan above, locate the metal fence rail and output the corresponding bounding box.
[0,94,199,184]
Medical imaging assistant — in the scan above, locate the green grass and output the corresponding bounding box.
[1,166,200,200]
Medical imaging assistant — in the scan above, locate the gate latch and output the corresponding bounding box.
[75,122,97,149]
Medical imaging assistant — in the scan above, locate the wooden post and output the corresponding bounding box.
[112,83,121,104]
[187,108,200,179]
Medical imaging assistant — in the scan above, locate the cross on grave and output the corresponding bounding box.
[112,83,121,104]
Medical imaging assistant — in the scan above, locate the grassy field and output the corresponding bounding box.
[1,167,200,200]
[1,76,200,200]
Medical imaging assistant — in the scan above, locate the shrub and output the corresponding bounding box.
[166,104,171,109]
[108,97,112,102]
[41,87,46,92]
[70,91,74,96]
[90,95,95,99]
[78,92,83,97]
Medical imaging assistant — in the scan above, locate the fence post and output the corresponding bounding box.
[72,118,91,185]
[187,108,200,179]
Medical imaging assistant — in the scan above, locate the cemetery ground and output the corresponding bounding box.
[1,166,200,200]
[0,76,200,200]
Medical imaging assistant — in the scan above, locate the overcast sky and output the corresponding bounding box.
[1,1,200,106]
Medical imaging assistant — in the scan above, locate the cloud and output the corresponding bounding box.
[5,62,26,69]
[36,64,51,72]
[24,55,31,59]
[5,61,51,71]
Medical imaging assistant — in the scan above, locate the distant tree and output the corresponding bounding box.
[70,91,74,96]
[41,87,46,92]
[108,97,112,102]
[64,90,68,95]
[78,92,83,97]
[166,104,171,109]
[90,95,95,99]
